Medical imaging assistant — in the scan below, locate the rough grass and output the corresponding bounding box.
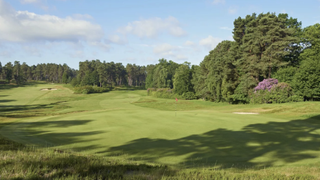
[1,82,320,179]
[0,135,319,179]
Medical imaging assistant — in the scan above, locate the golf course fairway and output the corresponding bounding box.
[1,83,320,169]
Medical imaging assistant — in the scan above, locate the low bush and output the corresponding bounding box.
[147,88,183,99]
[114,86,145,91]
[182,92,197,100]
[250,82,303,104]
[73,86,110,94]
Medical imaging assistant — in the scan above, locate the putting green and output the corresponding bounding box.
[1,84,320,168]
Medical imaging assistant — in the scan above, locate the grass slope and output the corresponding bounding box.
[1,83,320,179]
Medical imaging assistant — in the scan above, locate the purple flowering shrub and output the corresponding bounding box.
[251,79,303,104]
[254,78,278,92]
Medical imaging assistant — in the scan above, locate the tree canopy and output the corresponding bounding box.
[1,12,319,103]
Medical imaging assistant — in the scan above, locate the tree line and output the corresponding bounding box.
[70,60,147,87]
[0,61,77,85]
[146,13,320,103]
[0,60,147,88]
[1,12,319,103]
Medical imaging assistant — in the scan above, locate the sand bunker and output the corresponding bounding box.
[40,88,57,91]
[233,112,259,114]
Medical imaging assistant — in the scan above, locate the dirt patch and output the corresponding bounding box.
[233,112,259,115]
[40,88,57,91]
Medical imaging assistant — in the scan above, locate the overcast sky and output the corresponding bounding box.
[0,0,319,69]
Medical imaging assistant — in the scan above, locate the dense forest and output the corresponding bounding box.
[1,12,319,103]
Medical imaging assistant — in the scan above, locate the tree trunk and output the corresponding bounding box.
[268,67,271,78]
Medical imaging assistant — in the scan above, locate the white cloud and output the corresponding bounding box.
[107,35,127,44]
[228,7,238,14]
[0,0,109,58]
[175,54,188,60]
[117,16,186,38]
[184,40,195,46]
[153,43,177,55]
[199,35,222,50]
[0,0,104,43]
[153,43,187,60]
[89,41,110,52]
[220,26,232,30]
[212,0,225,5]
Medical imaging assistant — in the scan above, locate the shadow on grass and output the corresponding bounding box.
[0,101,68,118]
[0,81,48,90]
[0,119,104,148]
[114,86,146,91]
[100,115,320,169]
[0,136,174,180]
[0,99,16,103]
[0,118,173,179]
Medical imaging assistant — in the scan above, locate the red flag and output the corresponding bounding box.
[175,97,178,102]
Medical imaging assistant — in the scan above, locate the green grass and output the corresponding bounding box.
[1,82,320,179]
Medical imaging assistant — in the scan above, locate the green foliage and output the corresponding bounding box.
[70,77,80,87]
[126,63,146,87]
[62,71,68,84]
[192,12,302,104]
[78,60,143,88]
[272,66,297,85]
[145,59,180,89]
[182,92,196,100]
[292,57,320,100]
[145,65,155,88]
[203,41,238,102]
[0,61,76,84]
[0,61,2,78]
[153,65,168,88]
[147,87,196,100]
[232,75,257,103]
[73,86,110,94]
[250,82,303,104]
[192,62,210,100]
[147,88,181,99]
[81,70,99,86]
[235,13,298,79]
[300,23,320,59]
[4,62,13,83]
[173,62,193,95]
[290,23,320,100]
